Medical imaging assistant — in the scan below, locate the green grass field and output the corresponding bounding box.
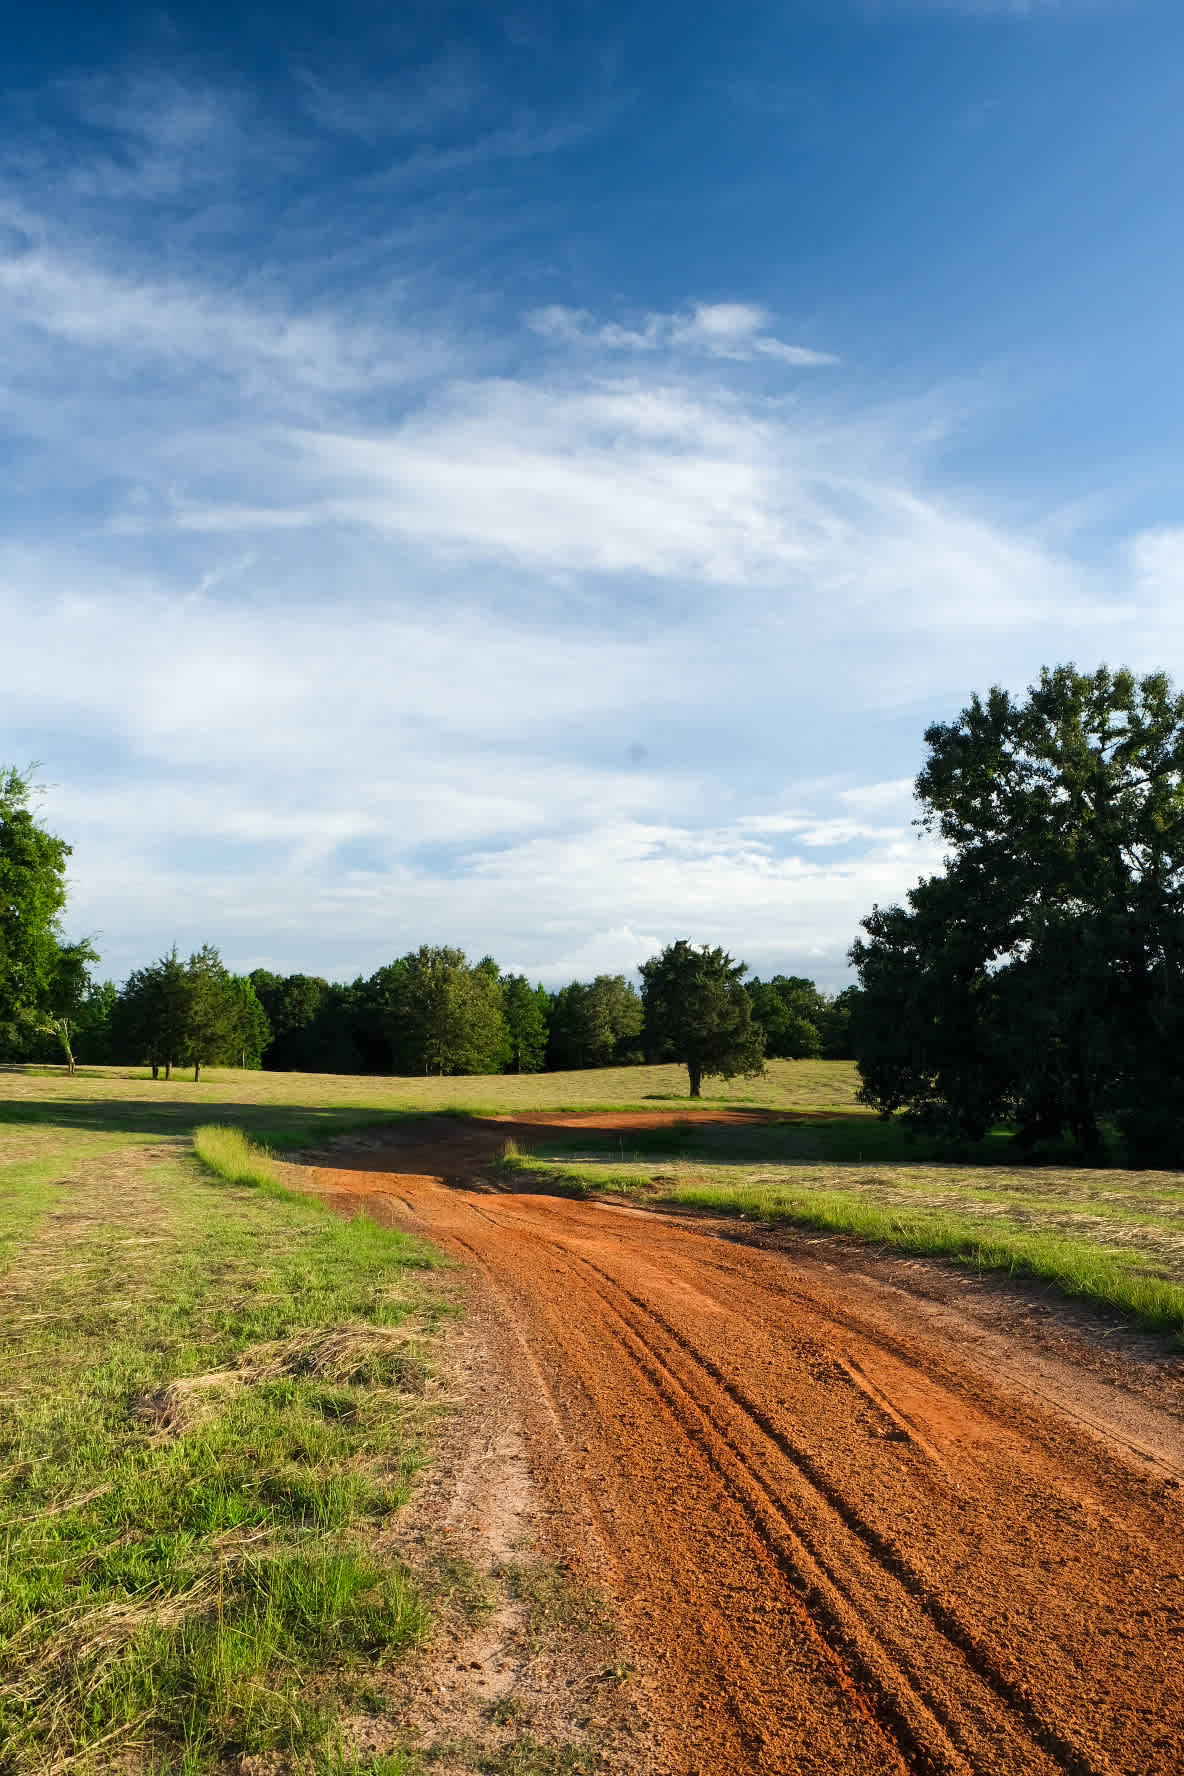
[0,1114,444,1773]
[0,1056,866,1144]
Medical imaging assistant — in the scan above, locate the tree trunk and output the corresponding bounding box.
[151,1061,159,1080]
[194,1061,201,1083]
[165,1059,172,1081]
[688,1060,702,1098]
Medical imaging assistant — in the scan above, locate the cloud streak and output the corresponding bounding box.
[530,300,839,367]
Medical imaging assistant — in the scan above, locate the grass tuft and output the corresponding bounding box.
[193,1122,281,1189]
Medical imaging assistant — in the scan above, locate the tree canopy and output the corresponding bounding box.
[851,664,1184,1160]
[546,974,643,1070]
[114,948,270,1080]
[0,768,76,1056]
[745,975,825,1059]
[38,939,100,1074]
[640,940,765,1097]
[500,974,550,1073]
[377,946,508,1076]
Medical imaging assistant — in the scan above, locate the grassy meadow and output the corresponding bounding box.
[0,1109,446,1773]
[0,1056,865,1145]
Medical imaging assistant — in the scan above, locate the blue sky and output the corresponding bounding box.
[4,0,1183,988]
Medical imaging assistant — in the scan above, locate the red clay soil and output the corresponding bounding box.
[302,1115,1184,1776]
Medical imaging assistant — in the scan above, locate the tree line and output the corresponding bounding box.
[244,952,855,1080]
[0,769,854,1091]
[19,937,855,1090]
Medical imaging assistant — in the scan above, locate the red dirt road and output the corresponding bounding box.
[304,1117,1184,1776]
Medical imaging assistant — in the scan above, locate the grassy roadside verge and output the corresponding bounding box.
[0,1128,446,1774]
[495,1148,1184,1338]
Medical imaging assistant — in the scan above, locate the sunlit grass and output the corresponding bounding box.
[193,1121,282,1189]
[0,1057,867,1137]
[0,1135,442,1772]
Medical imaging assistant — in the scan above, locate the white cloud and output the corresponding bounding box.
[0,238,453,400]
[94,371,1088,630]
[1131,527,1184,607]
[529,300,839,368]
[1,541,948,986]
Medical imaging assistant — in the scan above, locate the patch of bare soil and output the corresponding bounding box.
[296,1115,1184,1776]
[334,1294,652,1773]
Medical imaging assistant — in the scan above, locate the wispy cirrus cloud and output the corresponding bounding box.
[529,300,839,367]
[0,231,457,412]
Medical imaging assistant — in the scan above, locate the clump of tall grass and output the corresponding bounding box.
[193,1122,280,1189]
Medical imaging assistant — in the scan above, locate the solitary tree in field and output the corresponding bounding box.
[640,940,765,1098]
[852,664,1184,1161]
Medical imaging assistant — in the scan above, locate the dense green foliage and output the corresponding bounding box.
[852,664,1184,1161]
[640,939,765,1097]
[243,957,823,1085]
[546,974,644,1069]
[0,768,90,1060]
[501,972,551,1072]
[743,976,859,1060]
[65,946,848,1086]
[375,945,508,1075]
[113,947,271,1080]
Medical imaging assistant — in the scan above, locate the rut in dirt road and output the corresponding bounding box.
[303,1122,1184,1776]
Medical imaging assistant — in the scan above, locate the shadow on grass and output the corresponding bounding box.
[514,1114,1025,1169]
[1,1093,1106,1178]
[0,1097,426,1149]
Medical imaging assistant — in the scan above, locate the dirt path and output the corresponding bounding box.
[301,1118,1184,1776]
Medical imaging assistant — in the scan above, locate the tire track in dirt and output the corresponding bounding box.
[679,1239,1184,1489]
[300,1122,1184,1776]
[560,1242,1092,1776]
[444,1225,841,1771]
